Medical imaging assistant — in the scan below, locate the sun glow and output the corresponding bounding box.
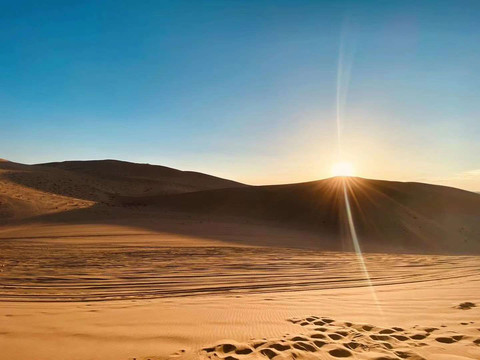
[331,161,355,177]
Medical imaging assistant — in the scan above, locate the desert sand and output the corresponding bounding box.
[1,159,480,360]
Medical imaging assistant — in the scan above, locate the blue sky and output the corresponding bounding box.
[1,0,479,190]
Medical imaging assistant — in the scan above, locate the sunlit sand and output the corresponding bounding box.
[1,159,480,360]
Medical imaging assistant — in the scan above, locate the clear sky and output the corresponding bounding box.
[1,0,479,190]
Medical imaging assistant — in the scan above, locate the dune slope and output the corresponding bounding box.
[41,159,245,195]
[2,158,480,253]
[0,159,245,222]
[121,177,480,253]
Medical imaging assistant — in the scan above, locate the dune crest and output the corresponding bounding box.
[120,177,480,253]
[0,159,244,223]
[1,160,479,254]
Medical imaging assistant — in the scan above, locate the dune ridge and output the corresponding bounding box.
[120,177,480,253]
[1,159,480,253]
[0,159,245,222]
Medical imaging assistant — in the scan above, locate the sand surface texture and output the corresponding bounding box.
[1,241,479,302]
[1,159,479,359]
[1,236,479,360]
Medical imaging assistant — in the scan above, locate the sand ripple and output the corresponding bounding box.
[1,241,479,302]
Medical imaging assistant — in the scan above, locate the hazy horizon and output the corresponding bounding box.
[2,0,479,191]
[0,156,476,194]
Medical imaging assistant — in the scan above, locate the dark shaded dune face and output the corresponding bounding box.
[341,179,480,253]
[40,160,246,195]
[2,159,245,208]
[2,164,109,202]
[126,178,345,228]
[133,177,480,254]
[0,160,28,170]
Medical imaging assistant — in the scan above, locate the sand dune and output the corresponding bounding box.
[41,159,245,195]
[0,159,244,222]
[0,160,96,220]
[120,177,480,254]
[1,159,480,253]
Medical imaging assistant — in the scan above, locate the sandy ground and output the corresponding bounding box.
[1,227,479,360]
[1,160,480,359]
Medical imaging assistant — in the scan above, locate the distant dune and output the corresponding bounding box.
[1,158,479,253]
[41,159,245,194]
[0,159,245,221]
[120,177,480,253]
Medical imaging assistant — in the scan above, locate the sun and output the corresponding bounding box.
[331,161,355,177]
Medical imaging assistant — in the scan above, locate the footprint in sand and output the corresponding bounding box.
[344,341,361,350]
[269,343,290,351]
[222,344,236,353]
[370,334,391,341]
[410,333,428,340]
[328,333,344,340]
[391,334,409,341]
[435,335,462,344]
[456,301,476,310]
[196,315,477,360]
[259,349,277,359]
[292,341,316,352]
[235,347,253,355]
[329,347,352,357]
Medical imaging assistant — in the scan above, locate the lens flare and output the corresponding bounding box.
[334,19,382,316]
[342,179,383,316]
[331,161,355,177]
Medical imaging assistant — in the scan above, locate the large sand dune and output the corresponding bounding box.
[0,159,244,222]
[120,177,480,253]
[41,159,246,195]
[1,159,480,253]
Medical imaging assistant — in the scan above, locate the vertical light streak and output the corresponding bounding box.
[342,180,382,315]
[336,18,383,315]
[336,37,344,161]
[335,18,355,162]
